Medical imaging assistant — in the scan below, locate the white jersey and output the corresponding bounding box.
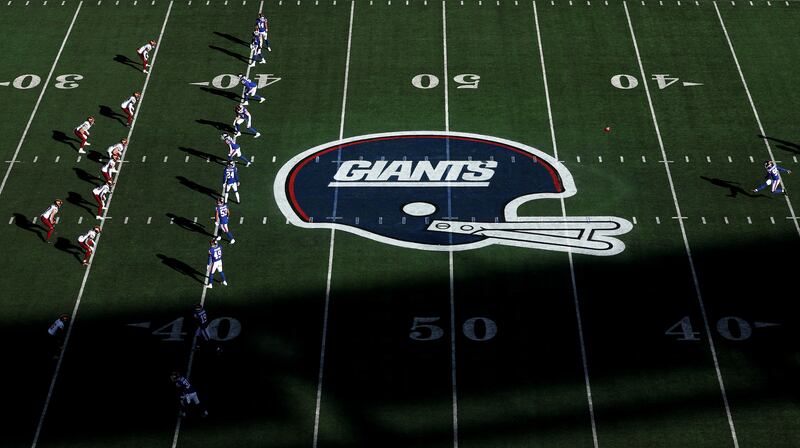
[137,43,153,54]
[101,159,118,174]
[92,184,110,197]
[121,95,138,109]
[107,142,126,158]
[48,318,65,336]
[41,204,59,220]
[78,229,98,243]
[75,120,92,133]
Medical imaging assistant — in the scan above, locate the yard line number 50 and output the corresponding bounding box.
[409,316,497,341]
[412,74,481,90]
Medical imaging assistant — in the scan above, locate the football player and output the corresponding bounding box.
[237,74,265,105]
[192,304,222,353]
[214,198,235,245]
[74,116,95,154]
[206,239,228,288]
[221,133,251,166]
[256,13,271,52]
[120,92,140,127]
[170,372,208,417]
[92,179,113,219]
[40,199,63,241]
[249,26,264,68]
[106,138,128,159]
[222,161,241,204]
[100,154,120,183]
[233,104,260,138]
[47,314,70,358]
[77,225,101,266]
[136,39,156,73]
[753,160,792,195]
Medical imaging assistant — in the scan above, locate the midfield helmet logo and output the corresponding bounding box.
[274,131,633,255]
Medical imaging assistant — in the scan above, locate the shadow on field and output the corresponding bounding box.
[73,167,100,185]
[67,191,95,216]
[52,130,78,152]
[13,212,44,241]
[54,236,83,262]
[759,135,800,155]
[208,45,249,63]
[166,213,212,237]
[700,176,762,198]
[114,54,141,72]
[196,119,233,133]
[176,176,219,199]
[156,253,205,284]
[86,150,104,164]
[213,31,249,48]
[178,146,225,165]
[199,87,240,103]
[99,105,127,126]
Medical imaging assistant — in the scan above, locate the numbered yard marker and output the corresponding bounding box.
[411,74,440,89]
[190,73,282,89]
[0,73,84,90]
[665,315,778,342]
[412,73,482,90]
[409,316,497,341]
[130,316,243,342]
[611,73,703,90]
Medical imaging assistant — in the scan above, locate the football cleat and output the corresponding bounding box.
[259,97,265,103]
[253,132,261,139]
[230,239,236,245]
[222,281,228,286]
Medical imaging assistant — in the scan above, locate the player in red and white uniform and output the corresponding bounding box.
[136,40,156,73]
[92,179,113,219]
[101,154,120,183]
[39,199,63,241]
[78,225,101,266]
[74,116,95,154]
[106,138,128,158]
[121,92,140,127]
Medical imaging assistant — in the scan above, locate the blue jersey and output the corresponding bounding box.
[193,308,209,328]
[223,165,240,185]
[257,17,267,32]
[175,376,195,393]
[208,244,223,264]
[223,136,240,151]
[236,106,251,121]
[251,31,261,48]
[240,77,256,89]
[767,163,789,180]
[216,203,230,224]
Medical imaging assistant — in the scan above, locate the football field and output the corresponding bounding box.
[1,0,799,446]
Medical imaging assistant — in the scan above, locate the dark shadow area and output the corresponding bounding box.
[67,191,95,216]
[73,167,100,185]
[54,237,83,263]
[99,105,127,126]
[196,119,233,133]
[208,45,248,63]
[86,150,104,164]
[199,87,239,102]
[166,213,212,237]
[176,176,219,199]
[700,176,762,198]
[213,31,249,47]
[156,253,205,284]
[114,54,141,72]
[178,146,225,165]
[13,213,44,241]
[759,135,800,155]
[52,130,78,152]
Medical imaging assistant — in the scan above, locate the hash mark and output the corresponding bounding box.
[262,217,266,224]
[33,156,38,163]
[78,216,83,224]
[747,216,752,224]
[577,155,581,162]
[641,155,646,163]
[793,156,798,163]
[163,156,168,162]
[379,217,383,224]
[770,216,775,224]
[55,156,60,163]
[727,155,732,163]
[655,217,660,224]
[76,156,80,162]
[147,216,152,224]
[271,156,276,162]
[685,155,689,162]
[185,155,189,162]
[124,216,129,224]
[620,156,624,163]
[142,156,147,162]
[724,216,729,224]
[8,217,13,225]
[632,216,637,224]
[55,217,60,224]
[706,155,711,163]
[701,216,706,224]
[598,155,603,162]
[239,216,244,224]
[749,155,754,163]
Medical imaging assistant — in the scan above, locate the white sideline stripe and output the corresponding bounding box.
[0,2,82,198]
[170,2,262,447]
[443,3,459,447]
[623,3,739,447]
[30,3,173,447]
[533,2,598,447]
[713,1,800,238]
[312,2,354,446]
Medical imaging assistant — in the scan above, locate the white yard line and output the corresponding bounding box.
[0,1,83,198]
[532,2,599,447]
[170,2,264,447]
[713,1,800,237]
[30,3,174,447]
[312,1,355,447]
[623,3,739,447]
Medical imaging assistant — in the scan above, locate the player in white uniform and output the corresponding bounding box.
[106,138,128,159]
[78,225,101,266]
[120,92,140,127]
[74,116,95,154]
[40,199,63,242]
[101,154,120,183]
[136,40,156,73]
[92,179,113,219]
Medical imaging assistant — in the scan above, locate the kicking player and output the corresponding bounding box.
[106,138,128,159]
[214,198,235,244]
[249,26,264,67]
[100,154,120,183]
[222,161,241,204]
[92,179,113,219]
[238,74,265,105]
[40,199,63,242]
[136,39,156,73]
[170,372,209,418]
[753,160,792,195]
[256,13,271,52]
[221,133,252,166]
[74,116,95,154]
[77,225,100,266]
[206,239,228,288]
[233,104,260,138]
[120,92,140,127]
[193,304,222,353]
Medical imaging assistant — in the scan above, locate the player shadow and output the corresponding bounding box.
[208,45,249,63]
[99,105,127,126]
[54,237,83,262]
[113,54,141,72]
[52,130,78,152]
[196,119,233,133]
[166,213,212,237]
[700,176,762,198]
[85,150,105,164]
[213,31,249,48]
[156,254,205,284]
[67,191,96,216]
[176,176,220,199]
[199,87,239,103]
[12,213,44,241]
[73,167,100,185]
[177,146,225,165]
[759,135,800,155]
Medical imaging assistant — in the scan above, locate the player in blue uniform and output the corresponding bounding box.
[249,27,264,67]
[170,372,208,417]
[233,104,260,138]
[221,133,252,166]
[223,161,241,204]
[215,198,235,244]
[753,160,792,195]
[256,13,271,52]
[192,303,222,353]
[238,74,265,105]
[206,239,228,288]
